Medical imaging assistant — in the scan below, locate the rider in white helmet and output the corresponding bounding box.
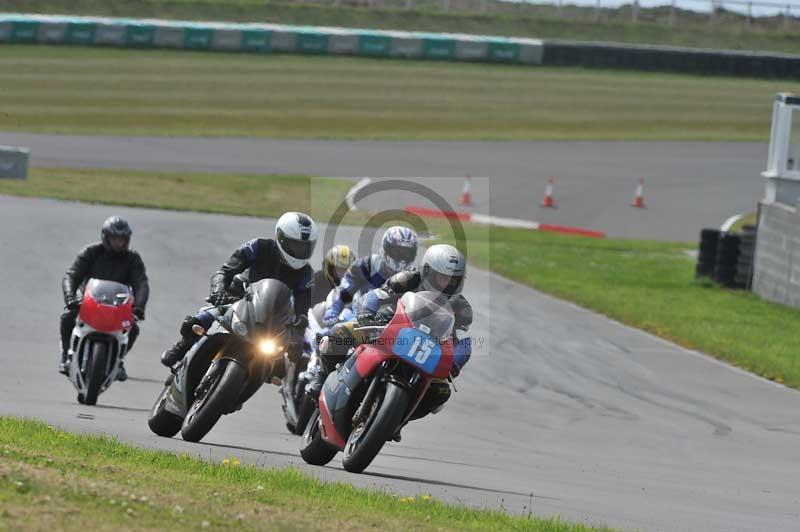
[161,212,318,368]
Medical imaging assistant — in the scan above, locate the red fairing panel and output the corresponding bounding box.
[318,392,346,450]
[79,292,133,333]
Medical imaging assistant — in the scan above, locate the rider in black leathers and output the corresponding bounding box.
[60,217,149,380]
[161,212,319,370]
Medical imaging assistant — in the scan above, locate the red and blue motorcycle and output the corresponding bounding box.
[300,290,456,473]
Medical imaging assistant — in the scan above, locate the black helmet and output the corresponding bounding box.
[101,216,132,254]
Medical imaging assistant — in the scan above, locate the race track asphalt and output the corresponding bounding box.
[1,195,798,532]
[0,132,768,241]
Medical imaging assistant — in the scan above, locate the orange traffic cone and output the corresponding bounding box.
[461,175,473,207]
[630,178,646,208]
[541,177,556,208]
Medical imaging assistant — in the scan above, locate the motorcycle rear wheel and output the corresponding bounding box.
[342,381,409,474]
[181,360,247,443]
[83,342,108,406]
[299,409,338,466]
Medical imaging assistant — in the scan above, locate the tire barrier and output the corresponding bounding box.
[0,14,545,66]
[695,228,721,279]
[542,41,800,79]
[735,224,757,290]
[713,232,742,288]
[3,14,800,78]
[696,227,756,290]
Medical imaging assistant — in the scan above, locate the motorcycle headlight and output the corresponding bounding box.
[231,314,248,337]
[259,338,279,356]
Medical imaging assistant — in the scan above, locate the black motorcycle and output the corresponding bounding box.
[281,300,327,435]
[148,279,294,443]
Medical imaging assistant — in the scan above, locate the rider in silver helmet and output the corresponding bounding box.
[310,244,473,441]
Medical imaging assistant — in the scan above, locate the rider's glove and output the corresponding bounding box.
[133,307,145,322]
[65,296,81,311]
[357,312,377,326]
[289,314,308,335]
[208,291,229,307]
[286,342,303,364]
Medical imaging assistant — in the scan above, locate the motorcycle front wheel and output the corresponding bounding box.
[342,381,409,474]
[181,360,247,443]
[83,342,108,406]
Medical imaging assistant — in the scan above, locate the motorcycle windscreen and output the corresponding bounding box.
[249,278,295,334]
[84,278,132,306]
[398,291,455,341]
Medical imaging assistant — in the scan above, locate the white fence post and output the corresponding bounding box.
[669,0,676,26]
[632,0,639,22]
[785,4,791,31]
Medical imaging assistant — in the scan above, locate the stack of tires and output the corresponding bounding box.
[695,229,720,278]
[714,233,742,288]
[695,226,756,290]
[734,224,757,289]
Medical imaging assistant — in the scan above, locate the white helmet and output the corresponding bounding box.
[420,244,466,297]
[275,212,318,270]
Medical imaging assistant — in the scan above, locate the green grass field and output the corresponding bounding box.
[0,417,613,531]
[9,0,800,54]
[3,168,800,388]
[0,45,786,141]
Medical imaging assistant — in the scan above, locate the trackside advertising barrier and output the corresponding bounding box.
[0,14,544,65]
[2,14,800,77]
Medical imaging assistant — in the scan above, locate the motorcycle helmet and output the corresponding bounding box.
[379,226,418,277]
[275,212,318,270]
[101,216,132,254]
[420,244,466,297]
[323,244,355,288]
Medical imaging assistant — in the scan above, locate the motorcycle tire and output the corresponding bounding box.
[83,342,108,406]
[342,381,409,474]
[148,384,183,437]
[181,360,247,443]
[299,409,338,466]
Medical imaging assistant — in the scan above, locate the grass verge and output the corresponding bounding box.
[0,417,613,532]
[0,44,785,141]
[0,167,357,222]
[8,0,800,55]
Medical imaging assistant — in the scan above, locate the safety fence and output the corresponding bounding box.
[2,14,800,77]
[0,14,544,64]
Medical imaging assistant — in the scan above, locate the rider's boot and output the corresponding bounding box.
[305,365,327,400]
[161,315,202,368]
[161,337,193,368]
[116,362,128,381]
[58,351,69,376]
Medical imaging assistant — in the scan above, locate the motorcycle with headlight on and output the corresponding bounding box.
[148,278,293,443]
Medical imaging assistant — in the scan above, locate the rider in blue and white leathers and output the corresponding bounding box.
[321,226,418,326]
